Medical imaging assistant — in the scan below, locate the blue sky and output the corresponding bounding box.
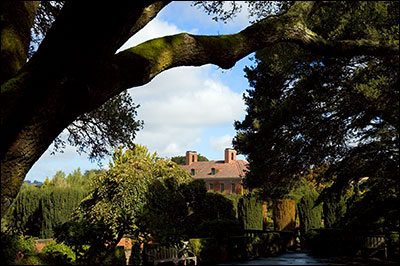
[26,2,255,182]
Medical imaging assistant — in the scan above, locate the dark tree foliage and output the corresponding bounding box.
[233,1,399,230]
[29,2,143,163]
[28,2,64,58]
[53,90,143,162]
[192,1,243,23]
[193,1,293,24]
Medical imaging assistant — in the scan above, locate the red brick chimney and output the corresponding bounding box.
[224,148,237,163]
[186,151,197,165]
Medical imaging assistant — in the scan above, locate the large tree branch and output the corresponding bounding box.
[0,1,39,84]
[1,1,168,152]
[108,12,399,94]
[0,1,169,217]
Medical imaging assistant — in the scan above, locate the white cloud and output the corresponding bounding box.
[134,70,245,127]
[129,65,245,158]
[117,16,246,158]
[210,134,234,153]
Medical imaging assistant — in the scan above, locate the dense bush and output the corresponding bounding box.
[38,187,88,238]
[102,246,126,265]
[196,218,242,240]
[19,255,46,265]
[40,240,76,265]
[297,191,322,234]
[246,232,282,258]
[238,195,263,230]
[5,174,90,238]
[273,199,296,231]
[189,238,222,264]
[226,236,247,261]
[0,232,36,265]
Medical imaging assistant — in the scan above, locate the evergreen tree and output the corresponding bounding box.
[233,1,399,231]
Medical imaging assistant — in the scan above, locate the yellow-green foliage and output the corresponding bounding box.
[75,144,193,240]
[273,199,296,231]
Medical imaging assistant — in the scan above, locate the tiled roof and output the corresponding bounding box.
[180,160,249,179]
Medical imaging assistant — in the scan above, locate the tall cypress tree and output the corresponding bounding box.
[5,185,88,238]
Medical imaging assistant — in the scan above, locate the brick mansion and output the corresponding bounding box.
[180,148,248,194]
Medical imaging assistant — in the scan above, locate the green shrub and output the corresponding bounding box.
[6,186,88,239]
[297,191,322,234]
[227,236,247,261]
[40,240,75,265]
[189,238,223,264]
[238,196,263,230]
[388,233,399,245]
[19,255,46,265]
[246,233,281,258]
[0,226,36,265]
[103,246,126,265]
[189,238,216,256]
[197,218,242,240]
[248,236,263,257]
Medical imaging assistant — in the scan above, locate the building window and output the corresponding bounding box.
[191,169,195,175]
[220,183,224,193]
[231,153,234,160]
[211,168,216,175]
[209,183,213,191]
[231,183,236,194]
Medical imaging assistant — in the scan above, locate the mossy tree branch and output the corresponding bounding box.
[106,1,398,95]
[0,1,39,84]
[1,1,169,217]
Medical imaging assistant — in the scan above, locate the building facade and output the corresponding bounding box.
[180,148,248,195]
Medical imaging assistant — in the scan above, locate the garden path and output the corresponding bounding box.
[220,251,343,265]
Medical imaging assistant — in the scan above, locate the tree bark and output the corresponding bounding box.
[1,1,398,217]
[0,1,39,84]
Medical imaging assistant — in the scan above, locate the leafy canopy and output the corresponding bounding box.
[56,145,193,263]
[233,1,399,230]
[234,1,398,192]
